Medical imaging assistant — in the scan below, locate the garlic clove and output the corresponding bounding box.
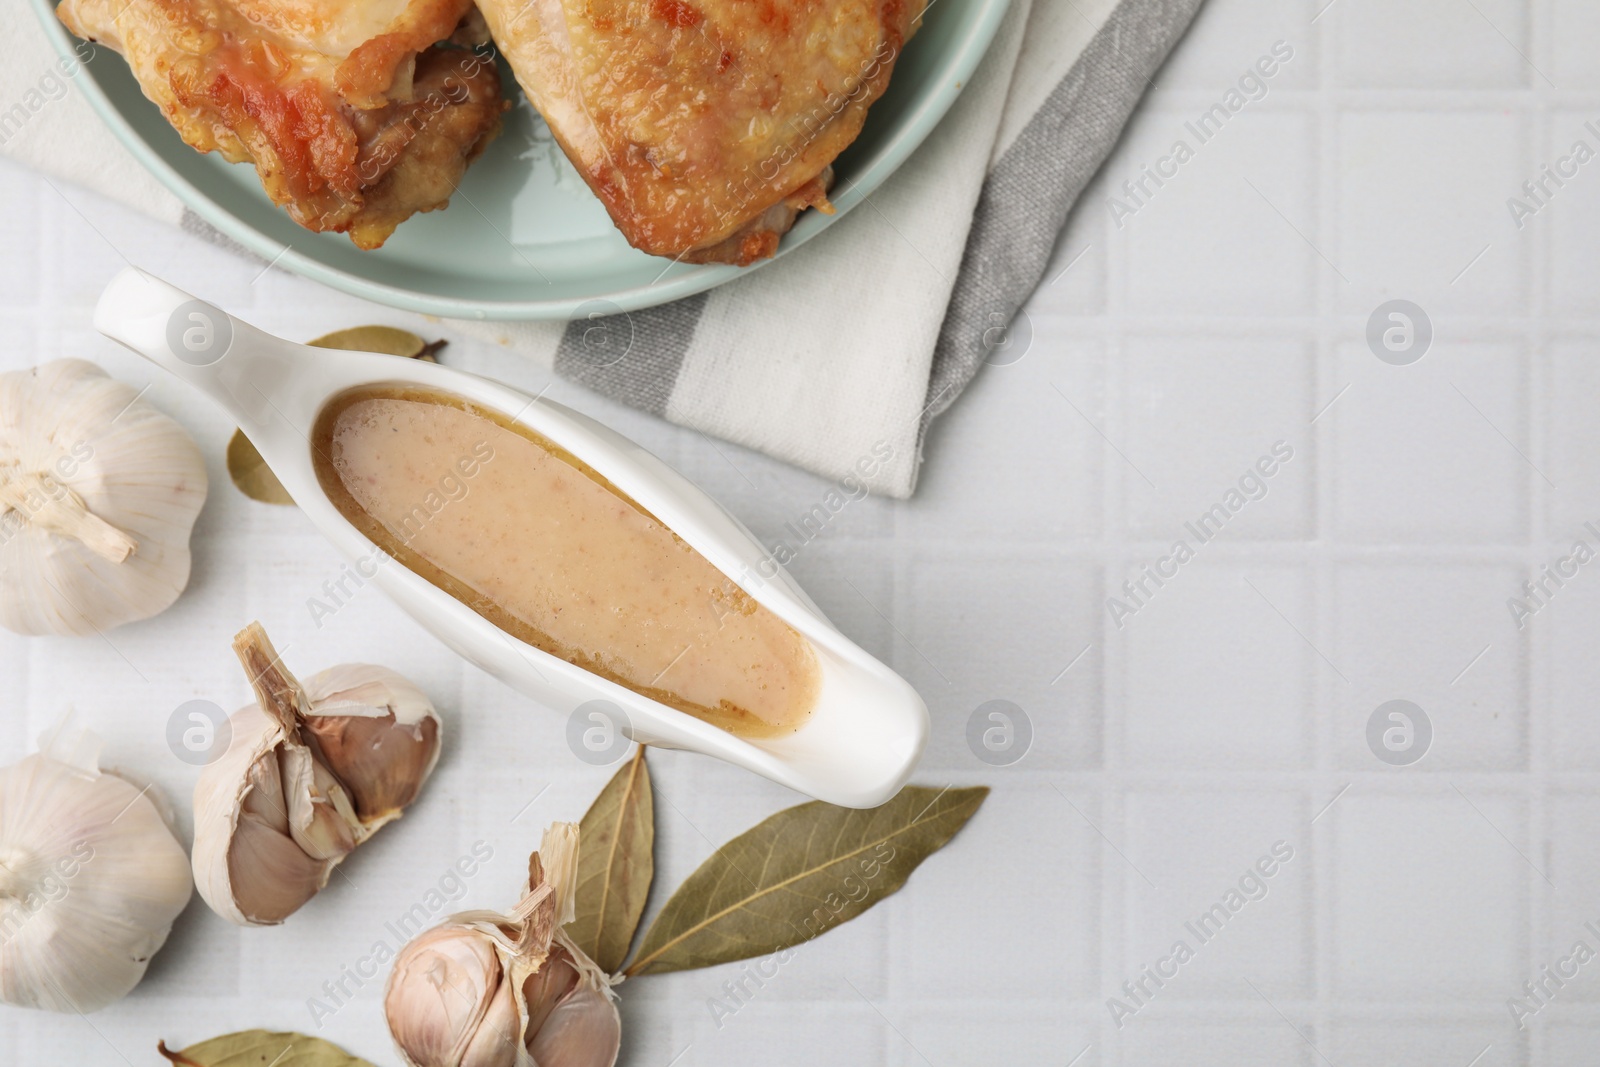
[224,752,332,924]
[522,948,580,1036]
[300,664,441,824]
[238,744,292,835]
[302,668,441,825]
[460,972,521,1067]
[276,744,360,862]
[225,813,331,924]
[525,985,622,1067]
[193,703,292,925]
[194,699,342,926]
[385,925,509,1067]
[301,710,440,825]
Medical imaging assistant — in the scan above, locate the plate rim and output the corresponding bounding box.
[33,0,1012,320]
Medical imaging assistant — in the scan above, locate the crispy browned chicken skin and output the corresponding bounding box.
[477,0,925,264]
[57,0,507,248]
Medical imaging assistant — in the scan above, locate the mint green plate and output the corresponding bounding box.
[33,0,1009,319]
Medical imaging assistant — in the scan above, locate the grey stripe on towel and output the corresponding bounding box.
[919,0,1205,439]
[554,291,709,416]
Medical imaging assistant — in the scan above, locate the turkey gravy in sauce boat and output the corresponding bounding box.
[93,268,927,806]
[313,385,820,738]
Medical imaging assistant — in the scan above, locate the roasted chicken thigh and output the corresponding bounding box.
[57,0,507,248]
[477,0,925,264]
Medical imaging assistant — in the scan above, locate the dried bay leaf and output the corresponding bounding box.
[308,325,441,360]
[568,746,654,973]
[158,1030,375,1067]
[226,430,294,505]
[226,325,444,503]
[624,785,988,977]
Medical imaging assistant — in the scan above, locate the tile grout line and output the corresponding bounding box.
[1525,1,1552,1049]
[1102,145,1125,1066]
[1311,3,1337,1041]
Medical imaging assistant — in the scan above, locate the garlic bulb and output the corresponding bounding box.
[0,360,207,636]
[192,622,441,925]
[0,725,193,1012]
[385,823,621,1067]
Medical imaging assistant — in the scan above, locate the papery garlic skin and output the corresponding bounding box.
[192,624,442,926]
[0,730,193,1012]
[0,360,207,636]
[385,823,621,1067]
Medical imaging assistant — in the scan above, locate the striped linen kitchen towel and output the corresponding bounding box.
[0,0,1203,497]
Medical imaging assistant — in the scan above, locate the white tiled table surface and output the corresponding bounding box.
[6,0,1600,1063]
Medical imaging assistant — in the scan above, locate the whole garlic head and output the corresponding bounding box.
[0,360,207,636]
[385,823,621,1067]
[0,725,193,1012]
[192,622,442,925]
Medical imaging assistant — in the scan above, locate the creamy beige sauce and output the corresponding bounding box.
[312,386,819,737]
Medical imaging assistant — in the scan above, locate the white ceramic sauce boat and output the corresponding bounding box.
[94,267,927,807]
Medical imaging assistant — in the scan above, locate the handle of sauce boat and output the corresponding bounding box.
[93,266,320,440]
